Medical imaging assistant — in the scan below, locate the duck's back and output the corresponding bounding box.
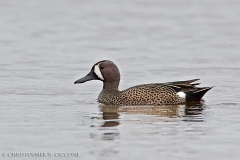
[98,79,212,105]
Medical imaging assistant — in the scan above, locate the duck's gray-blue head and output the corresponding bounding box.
[74,60,120,89]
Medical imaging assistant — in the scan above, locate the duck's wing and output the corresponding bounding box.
[162,79,213,101]
[143,79,212,102]
[129,79,200,89]
[166,78,200,84]
[163,78,201,89]
[125,79,212,102]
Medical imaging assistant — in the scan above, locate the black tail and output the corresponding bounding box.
[186,87,213,102]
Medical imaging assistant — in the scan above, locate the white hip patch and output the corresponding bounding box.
[94,64,104,80]
[177,91,186,99]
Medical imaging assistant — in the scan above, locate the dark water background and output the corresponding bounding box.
[1,0,240,160]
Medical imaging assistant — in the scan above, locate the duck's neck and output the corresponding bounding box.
[103,81,119,91]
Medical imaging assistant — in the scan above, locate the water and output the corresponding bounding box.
[1,0,240,159]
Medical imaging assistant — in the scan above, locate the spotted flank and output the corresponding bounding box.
[74,60,212,105]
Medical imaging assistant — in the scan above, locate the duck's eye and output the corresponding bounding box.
[100,66,104,69]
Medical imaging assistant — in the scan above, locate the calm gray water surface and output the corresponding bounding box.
[1,0,240,160]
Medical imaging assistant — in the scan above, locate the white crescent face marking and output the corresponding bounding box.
[94,64,104,80]
[177,91,186,99]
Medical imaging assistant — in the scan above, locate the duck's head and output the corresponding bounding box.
[74,60,120,90]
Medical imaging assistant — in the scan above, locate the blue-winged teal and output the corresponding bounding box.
[74,60,212,105]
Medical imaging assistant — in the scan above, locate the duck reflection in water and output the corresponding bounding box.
[93,102,205,143]
[101,109,120,127]
[99,101,205,127]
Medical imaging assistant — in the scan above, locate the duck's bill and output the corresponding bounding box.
[74,71,98,84]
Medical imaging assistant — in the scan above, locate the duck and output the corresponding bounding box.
[74,60,212,105]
